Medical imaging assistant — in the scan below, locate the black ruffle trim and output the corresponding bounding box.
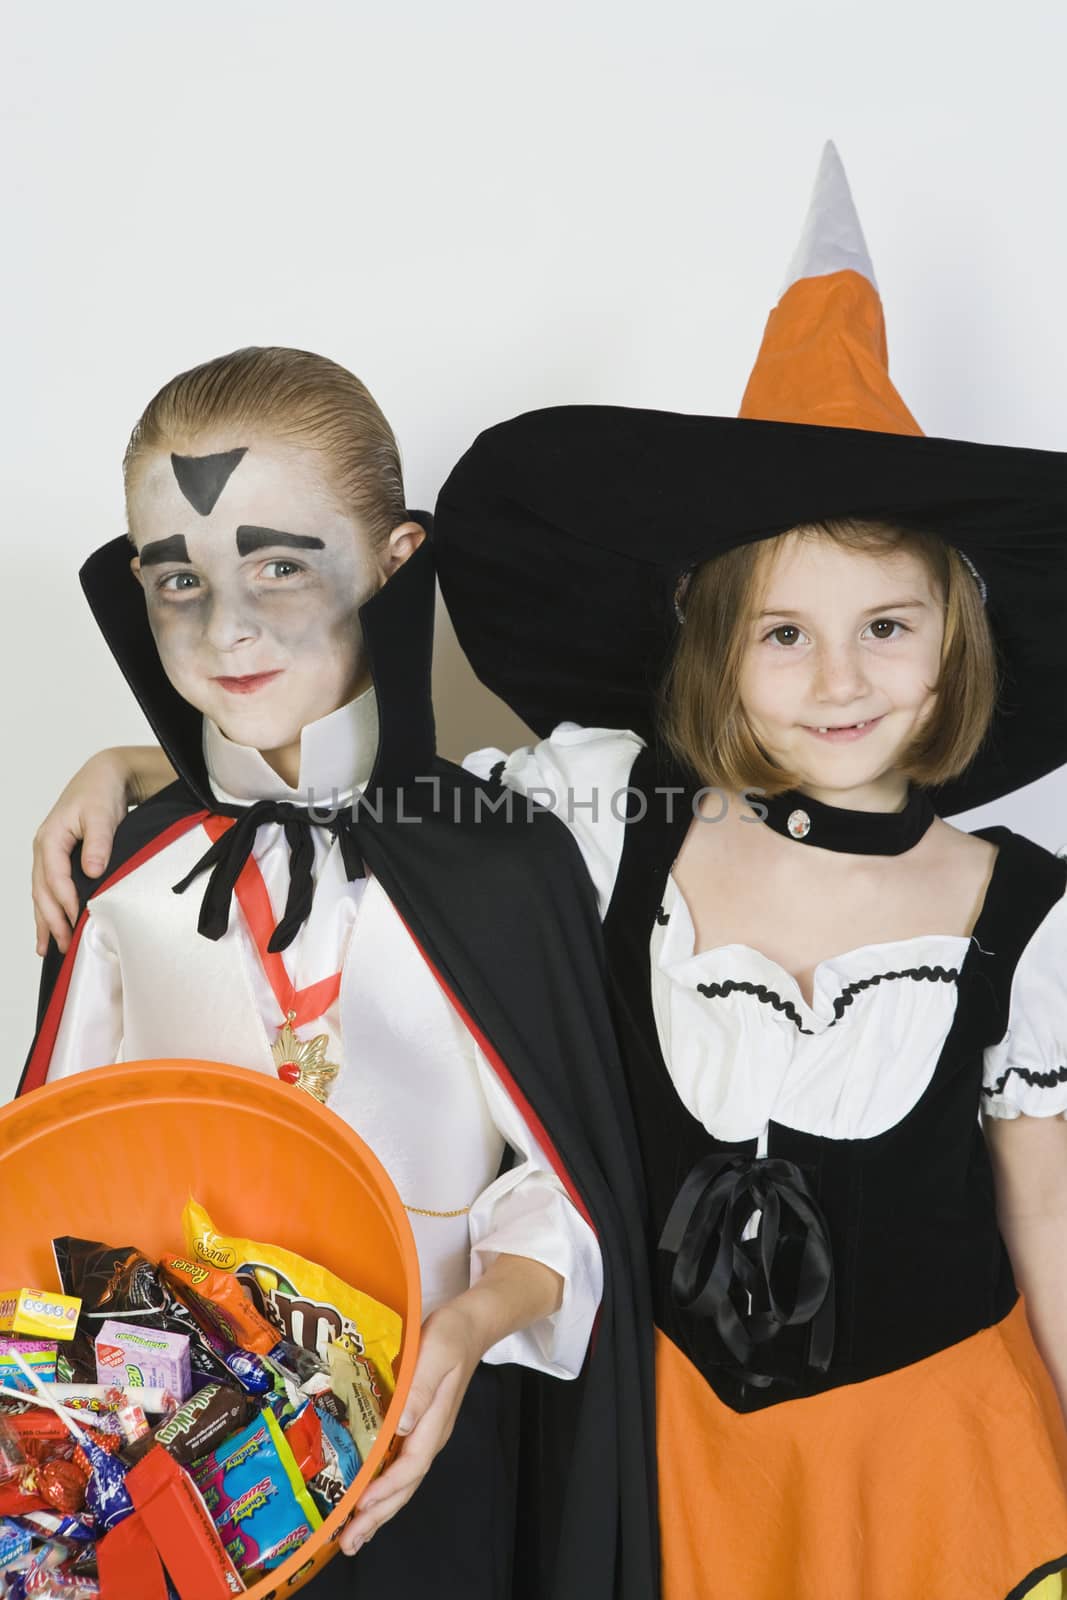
[695,965,960,1036]
[696,979,815,1033]
[655,905,670,926]
[829,964,959,1022]
[983,1061,1067,1098]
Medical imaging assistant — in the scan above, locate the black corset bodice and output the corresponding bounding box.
[601,747,1067,1412]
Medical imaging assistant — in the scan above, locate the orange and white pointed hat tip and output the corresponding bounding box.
[739,138,921,434]
[779,140,877,297]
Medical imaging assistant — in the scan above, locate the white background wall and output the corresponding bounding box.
[5,1,1067,1097]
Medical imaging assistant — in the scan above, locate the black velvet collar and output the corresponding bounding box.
[760,785,936,855]
[78,523,438,811]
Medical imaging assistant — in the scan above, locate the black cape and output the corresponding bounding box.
[20,536,659,1600]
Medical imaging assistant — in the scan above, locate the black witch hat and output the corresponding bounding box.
[434,144,1067,817]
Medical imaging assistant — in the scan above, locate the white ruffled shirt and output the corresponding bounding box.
[46,692,602,1377]
[466,724,1067,1145]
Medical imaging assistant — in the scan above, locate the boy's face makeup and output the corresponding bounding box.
[129,440,387,778]
[737,534,945,807]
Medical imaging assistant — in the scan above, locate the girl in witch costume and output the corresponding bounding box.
[430,147,1067,1599]
[18,347,658,1600]
[29,149,1067,1599]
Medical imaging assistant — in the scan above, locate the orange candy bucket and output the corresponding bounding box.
[1,1059,421,1596]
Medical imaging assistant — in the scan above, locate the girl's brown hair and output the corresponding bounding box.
[662,518,997,794]
[123,346,407,546]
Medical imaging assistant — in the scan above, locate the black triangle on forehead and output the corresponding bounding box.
[170,447,248,516]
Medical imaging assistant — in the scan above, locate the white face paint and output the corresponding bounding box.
[129,440,386,782]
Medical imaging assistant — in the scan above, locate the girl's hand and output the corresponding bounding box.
[32,745,175,954]
[339,1253,563,1556]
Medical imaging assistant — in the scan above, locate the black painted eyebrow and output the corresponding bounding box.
[139,535,190,567]
[236,525,326,556]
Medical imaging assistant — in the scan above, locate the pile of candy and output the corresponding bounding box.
[0,1201,402,1597]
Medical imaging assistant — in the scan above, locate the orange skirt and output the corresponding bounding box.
[656,1300,1067,1600]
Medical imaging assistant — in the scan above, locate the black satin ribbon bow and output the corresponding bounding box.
[171,799,365,953]
[659,1152,835,1387]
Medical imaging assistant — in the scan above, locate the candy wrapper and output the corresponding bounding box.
[0,1415,50,1516]
[50,1387,175,1419]
[16,1514,96,1549]
[14,1546,101,1596]
[0,1346,58,1394]
[280,1403,325,1484]
[325,1338,386,1462]
[182,1200,401,1392]
[93,1324,190,1402]
[35,1460,88,1517]
[126,1450,244,1599]
[111,1405,149,1449]
[153,1296,272,1400]
[159,1259,278,1357]
[306,1399,360,1513]
[190,1407,321,1579]
[74,1437,133,1534]
[93,1508,168,1600]
[0,1481,47,1519]
[52,1241,231,1391]
[124,1383,254,1471]
[269,1340,329,1390]
[0,1293,80,1344]
[0,1416,96,1463]
[0,1421,28,1486]
[0,1518,34,1566]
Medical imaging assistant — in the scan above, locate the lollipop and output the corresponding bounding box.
[79,1434,133,1532]
[7,1348,134,1533]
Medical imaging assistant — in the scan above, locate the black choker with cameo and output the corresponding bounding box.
[759,785,936,856]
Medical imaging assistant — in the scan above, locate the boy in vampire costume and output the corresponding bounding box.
[18,348,658,1600]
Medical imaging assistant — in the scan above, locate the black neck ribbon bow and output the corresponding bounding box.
[659,1151,835,1388]
[171,799,365,953]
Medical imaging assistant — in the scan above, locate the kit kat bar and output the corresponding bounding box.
[126,1445,244,1598]
[95,1509,170,1600]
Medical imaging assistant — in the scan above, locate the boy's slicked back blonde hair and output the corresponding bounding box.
[123,346,407,546]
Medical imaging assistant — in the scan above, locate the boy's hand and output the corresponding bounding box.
[339,1300,482,1555]
[340,1253,563,1556]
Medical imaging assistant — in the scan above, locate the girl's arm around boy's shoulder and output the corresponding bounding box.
[33,745,177,954]
[463,722,645,919]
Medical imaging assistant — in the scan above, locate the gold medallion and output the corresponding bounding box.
[271,1011,341,1104]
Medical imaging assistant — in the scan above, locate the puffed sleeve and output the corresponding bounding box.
[463,722,645,920]
[982,885,1067,1119]
[46,913,124,1081]
[466,1045,604,1379]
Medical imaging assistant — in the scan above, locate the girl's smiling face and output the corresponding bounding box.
[738,533,945,806]
[128,438,413,782]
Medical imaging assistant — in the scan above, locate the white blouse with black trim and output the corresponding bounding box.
[465,724,1067,1144]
